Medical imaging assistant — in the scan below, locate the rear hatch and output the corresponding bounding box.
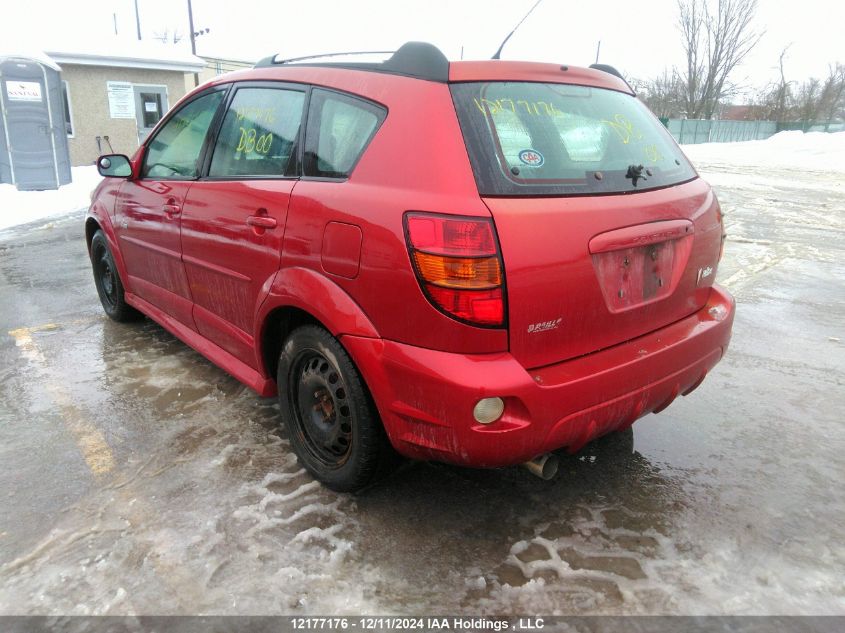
[451,80,724,369]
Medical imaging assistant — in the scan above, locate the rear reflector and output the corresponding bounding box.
[405,213,506,327]
[473,397,505,424]
[426,285,504,325]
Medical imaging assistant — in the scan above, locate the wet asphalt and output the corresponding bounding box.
[0,159,843,615]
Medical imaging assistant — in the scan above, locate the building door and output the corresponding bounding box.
[133,85,168,144]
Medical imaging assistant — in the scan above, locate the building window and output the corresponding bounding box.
[61,81,74,137]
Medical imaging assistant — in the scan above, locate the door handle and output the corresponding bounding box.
[246,215,277,229]
[163,203,181,217]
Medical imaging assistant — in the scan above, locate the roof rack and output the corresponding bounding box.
[254,41,450,83]
[272,50,394,64]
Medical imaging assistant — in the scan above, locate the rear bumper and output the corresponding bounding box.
[342,285,735,467]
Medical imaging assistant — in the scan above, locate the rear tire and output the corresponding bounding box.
[277,325,397,492]
[90,230,141,322]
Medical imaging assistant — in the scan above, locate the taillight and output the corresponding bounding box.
[404,212,506,327]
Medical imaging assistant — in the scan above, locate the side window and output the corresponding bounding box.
[142,91,225,180]
[304,89,386,179]
[209,87,305,178]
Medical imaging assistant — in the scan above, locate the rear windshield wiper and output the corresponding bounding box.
[625,164,647,187]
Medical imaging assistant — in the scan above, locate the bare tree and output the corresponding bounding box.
[637,70,686,118]
[794,78,822,123]
[754,61,845,125]
[677,0,763,119]
[819,63,845,127]
[772,44,792,122]
[753,45,793,121]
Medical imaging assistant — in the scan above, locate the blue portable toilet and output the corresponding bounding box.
[0,52,72,190]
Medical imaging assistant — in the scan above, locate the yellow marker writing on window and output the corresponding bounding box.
[602,114,643,145]
[644,144,663,162]
[237,127,273,155]
[474,97,566,117]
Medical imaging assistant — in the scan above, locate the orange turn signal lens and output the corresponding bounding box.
[404,212,506,327]
[413,252,502,289]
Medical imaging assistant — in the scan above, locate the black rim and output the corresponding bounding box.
[289,349,353,467]
[94,244,118,310]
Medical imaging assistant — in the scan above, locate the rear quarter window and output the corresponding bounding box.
[303,89,386,179]
[451,82,696,196]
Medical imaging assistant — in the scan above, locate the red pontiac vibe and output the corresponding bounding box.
[86,43,734,491]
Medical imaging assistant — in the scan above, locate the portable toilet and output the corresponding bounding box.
[0,53,72,190]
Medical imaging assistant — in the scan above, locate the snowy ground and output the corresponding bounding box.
[0,132,843,616]
[683,130,845,173]
[0,166,101,232]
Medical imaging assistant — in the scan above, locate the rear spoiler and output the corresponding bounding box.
[590,63,636,94]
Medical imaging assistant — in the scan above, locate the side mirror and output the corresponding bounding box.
[97,154,132,178]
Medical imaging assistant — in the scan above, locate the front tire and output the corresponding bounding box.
[277,325,396,492]
[90,230,141,322]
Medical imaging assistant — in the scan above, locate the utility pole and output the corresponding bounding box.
[187,0,199,86]
[134,0,142,40]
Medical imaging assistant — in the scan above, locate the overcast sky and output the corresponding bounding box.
[3,0,843,94]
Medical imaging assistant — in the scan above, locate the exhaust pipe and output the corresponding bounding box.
[522,453,559,480]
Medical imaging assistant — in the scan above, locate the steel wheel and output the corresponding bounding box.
[291,349,354,467]
[277,325,398,491]
[89,230,141,322]
[93,244,118,311]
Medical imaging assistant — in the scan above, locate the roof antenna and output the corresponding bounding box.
[491,0,544,60]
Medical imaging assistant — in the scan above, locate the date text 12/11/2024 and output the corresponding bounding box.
[290,617,546,631]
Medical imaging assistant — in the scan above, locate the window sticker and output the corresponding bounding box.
[518,149,544,167]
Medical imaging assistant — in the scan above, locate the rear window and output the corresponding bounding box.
[451,82,696,196]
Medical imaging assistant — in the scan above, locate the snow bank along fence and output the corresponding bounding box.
[663,118,845,144]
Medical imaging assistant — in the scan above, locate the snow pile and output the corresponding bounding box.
[0,166,101,231]
[683,131,845,173]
